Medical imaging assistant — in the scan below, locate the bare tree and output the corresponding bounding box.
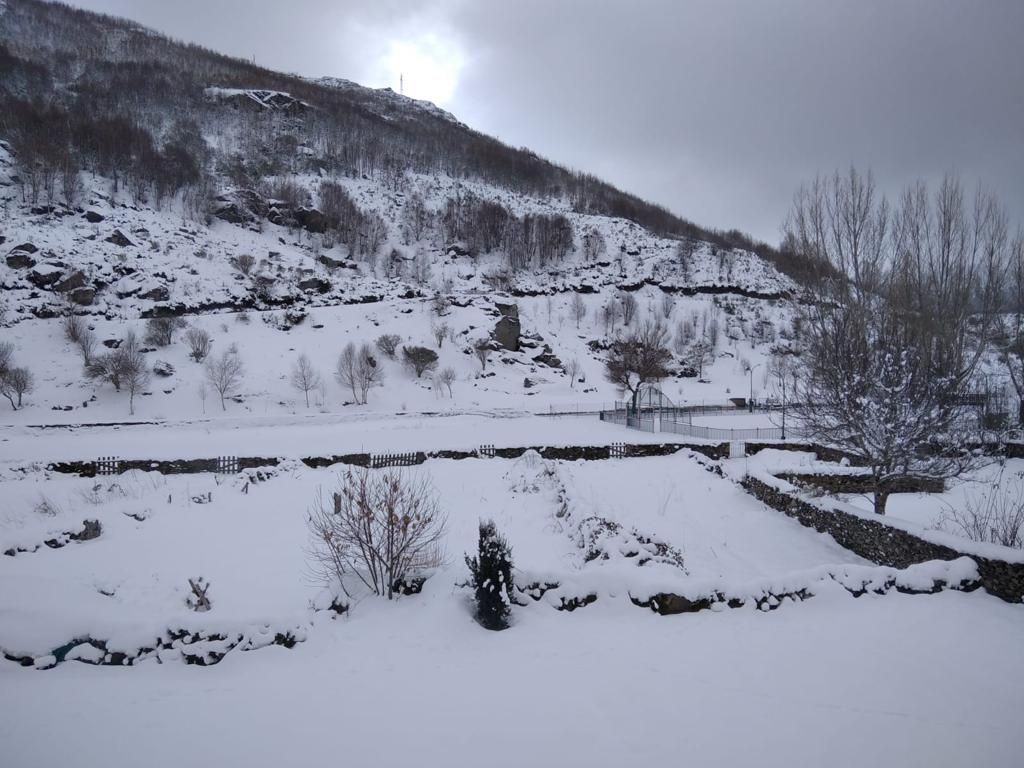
[431,292,449,317]
[438,366,456,397]
[432,322,450,348]
[290,353,321,408]
[768,352,800,439]
[205,350,244,410]
[565,358,582,389]
[570,293,587,329]
[691,340,714,381]
[619,292,638,326]
[185,328,211,362]
[120,333,150,415]
[999,232,1024,423]
[375,333,402,359]
[307,469,447,599]
[0,343,14,378]
[473,339,491,371]
[336,342,381,404]
[582,228,607,262]
[660,292,675,320]
[0,366,33,410]
[787,170,1008,514]
[77,330,97,365]
[605,319,672,411]
[602,301,621,336]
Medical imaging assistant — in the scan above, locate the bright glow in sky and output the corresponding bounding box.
[379,33,463,106]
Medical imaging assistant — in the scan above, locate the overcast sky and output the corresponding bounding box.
[69,0,1024,244]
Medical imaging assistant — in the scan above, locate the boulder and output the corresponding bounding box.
[152,360,175,377]
[294,207,327,233]
[318,254,355,270]
[27,264,63,289]
[139,285,170,302]
[10,242,38,254]
[6,251,35,269]
[105,229,134,247]
[495,301,519,318]
[213,202,251,224]
[54,270,87,293]
[298,277,331,294]
[83,210,105,223]
[68,286,96,306]
[213,189,268,224]
[494,315,521,352]
[532,346,563,369]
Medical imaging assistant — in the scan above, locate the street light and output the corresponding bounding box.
[745,363,761,413]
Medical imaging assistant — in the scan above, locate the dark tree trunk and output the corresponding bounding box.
[873,490,889,515]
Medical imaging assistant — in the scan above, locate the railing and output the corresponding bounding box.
[660,420,799,441]
[600,405,803,441]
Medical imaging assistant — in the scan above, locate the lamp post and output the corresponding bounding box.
[746,363,761,413]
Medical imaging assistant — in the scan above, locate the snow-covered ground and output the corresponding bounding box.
[2,589,1020,767]
[2,451,1021,767]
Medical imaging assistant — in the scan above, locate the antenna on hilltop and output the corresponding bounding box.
[400,73,404,95]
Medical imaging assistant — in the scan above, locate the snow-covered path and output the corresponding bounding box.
[0,412,674,463]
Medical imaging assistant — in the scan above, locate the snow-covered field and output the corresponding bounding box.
[4,591,1021,768]
[2,451,1022,767]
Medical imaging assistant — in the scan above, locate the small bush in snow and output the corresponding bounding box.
[186,577,212,612]
[63,312,88,344]
[34,494,63,518]
[941,469,1024,549]
[185,328,211,362]
[465,520,514,630]
[144,316,186,347]
[307,469,447,600]
[231,253,256,277]
[375,333,402,359]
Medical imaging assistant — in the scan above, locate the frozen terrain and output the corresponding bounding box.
[2,451,1021,767]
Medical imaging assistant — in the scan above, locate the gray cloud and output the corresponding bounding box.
[69,0,1024,243]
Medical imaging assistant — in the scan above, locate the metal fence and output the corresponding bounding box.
[600,402,803,441]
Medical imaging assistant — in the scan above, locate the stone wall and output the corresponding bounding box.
[45,442,729,478]
[741,474,1024,603]
[777,472,945,494]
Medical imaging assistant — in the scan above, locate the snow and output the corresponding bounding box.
[1,590,1021,768]
[738,463,1024,565]
[2,450,1021,766]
